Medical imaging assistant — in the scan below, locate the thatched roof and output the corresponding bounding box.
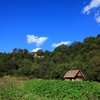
[64,70,84,78]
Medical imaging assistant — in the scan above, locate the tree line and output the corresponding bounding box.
[0,34,100,81]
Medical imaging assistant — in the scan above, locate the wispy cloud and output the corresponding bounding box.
[82,0,100,23]
[95,15,100,23]
[95,11,100,23]
[52,41,71,48]
[31,47,41,52]
[82,0,100,14]
[27,34,48,46]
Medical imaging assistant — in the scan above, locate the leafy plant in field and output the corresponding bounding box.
[24,80,100,100]
[0,79,100,100]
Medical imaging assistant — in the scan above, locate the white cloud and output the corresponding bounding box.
[95,11,100,23]
[52,41,71,48]
[31,48,41,52]
[82,0,100,23]
[95,16,100,22]
[27,34,48,46]
[83,0,100,14]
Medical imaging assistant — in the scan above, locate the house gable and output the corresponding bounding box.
[64,70,84,81]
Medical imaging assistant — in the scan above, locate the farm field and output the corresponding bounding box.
[0,77,100,100]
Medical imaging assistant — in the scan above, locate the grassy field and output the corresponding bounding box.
[0,77,100,100]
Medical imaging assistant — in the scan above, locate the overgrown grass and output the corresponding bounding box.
[0,78,26,100]
[0,78,100,100]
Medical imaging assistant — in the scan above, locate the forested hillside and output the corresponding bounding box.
[0,34,100,82]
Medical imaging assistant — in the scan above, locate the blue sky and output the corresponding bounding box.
[0,0,100,52]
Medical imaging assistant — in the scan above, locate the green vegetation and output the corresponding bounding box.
[0,34,100,81]
[24,80,100,100]
[0,78,100,100]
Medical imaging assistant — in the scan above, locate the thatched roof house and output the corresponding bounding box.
[64,70,85,81]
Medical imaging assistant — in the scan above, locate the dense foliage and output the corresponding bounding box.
[0,79,100,100]
[24,80,100,100]
[0,34,100,81]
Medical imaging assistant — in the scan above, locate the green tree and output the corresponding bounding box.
[86,56,100,81]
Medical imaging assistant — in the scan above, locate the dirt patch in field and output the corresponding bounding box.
[0,76,29,83]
